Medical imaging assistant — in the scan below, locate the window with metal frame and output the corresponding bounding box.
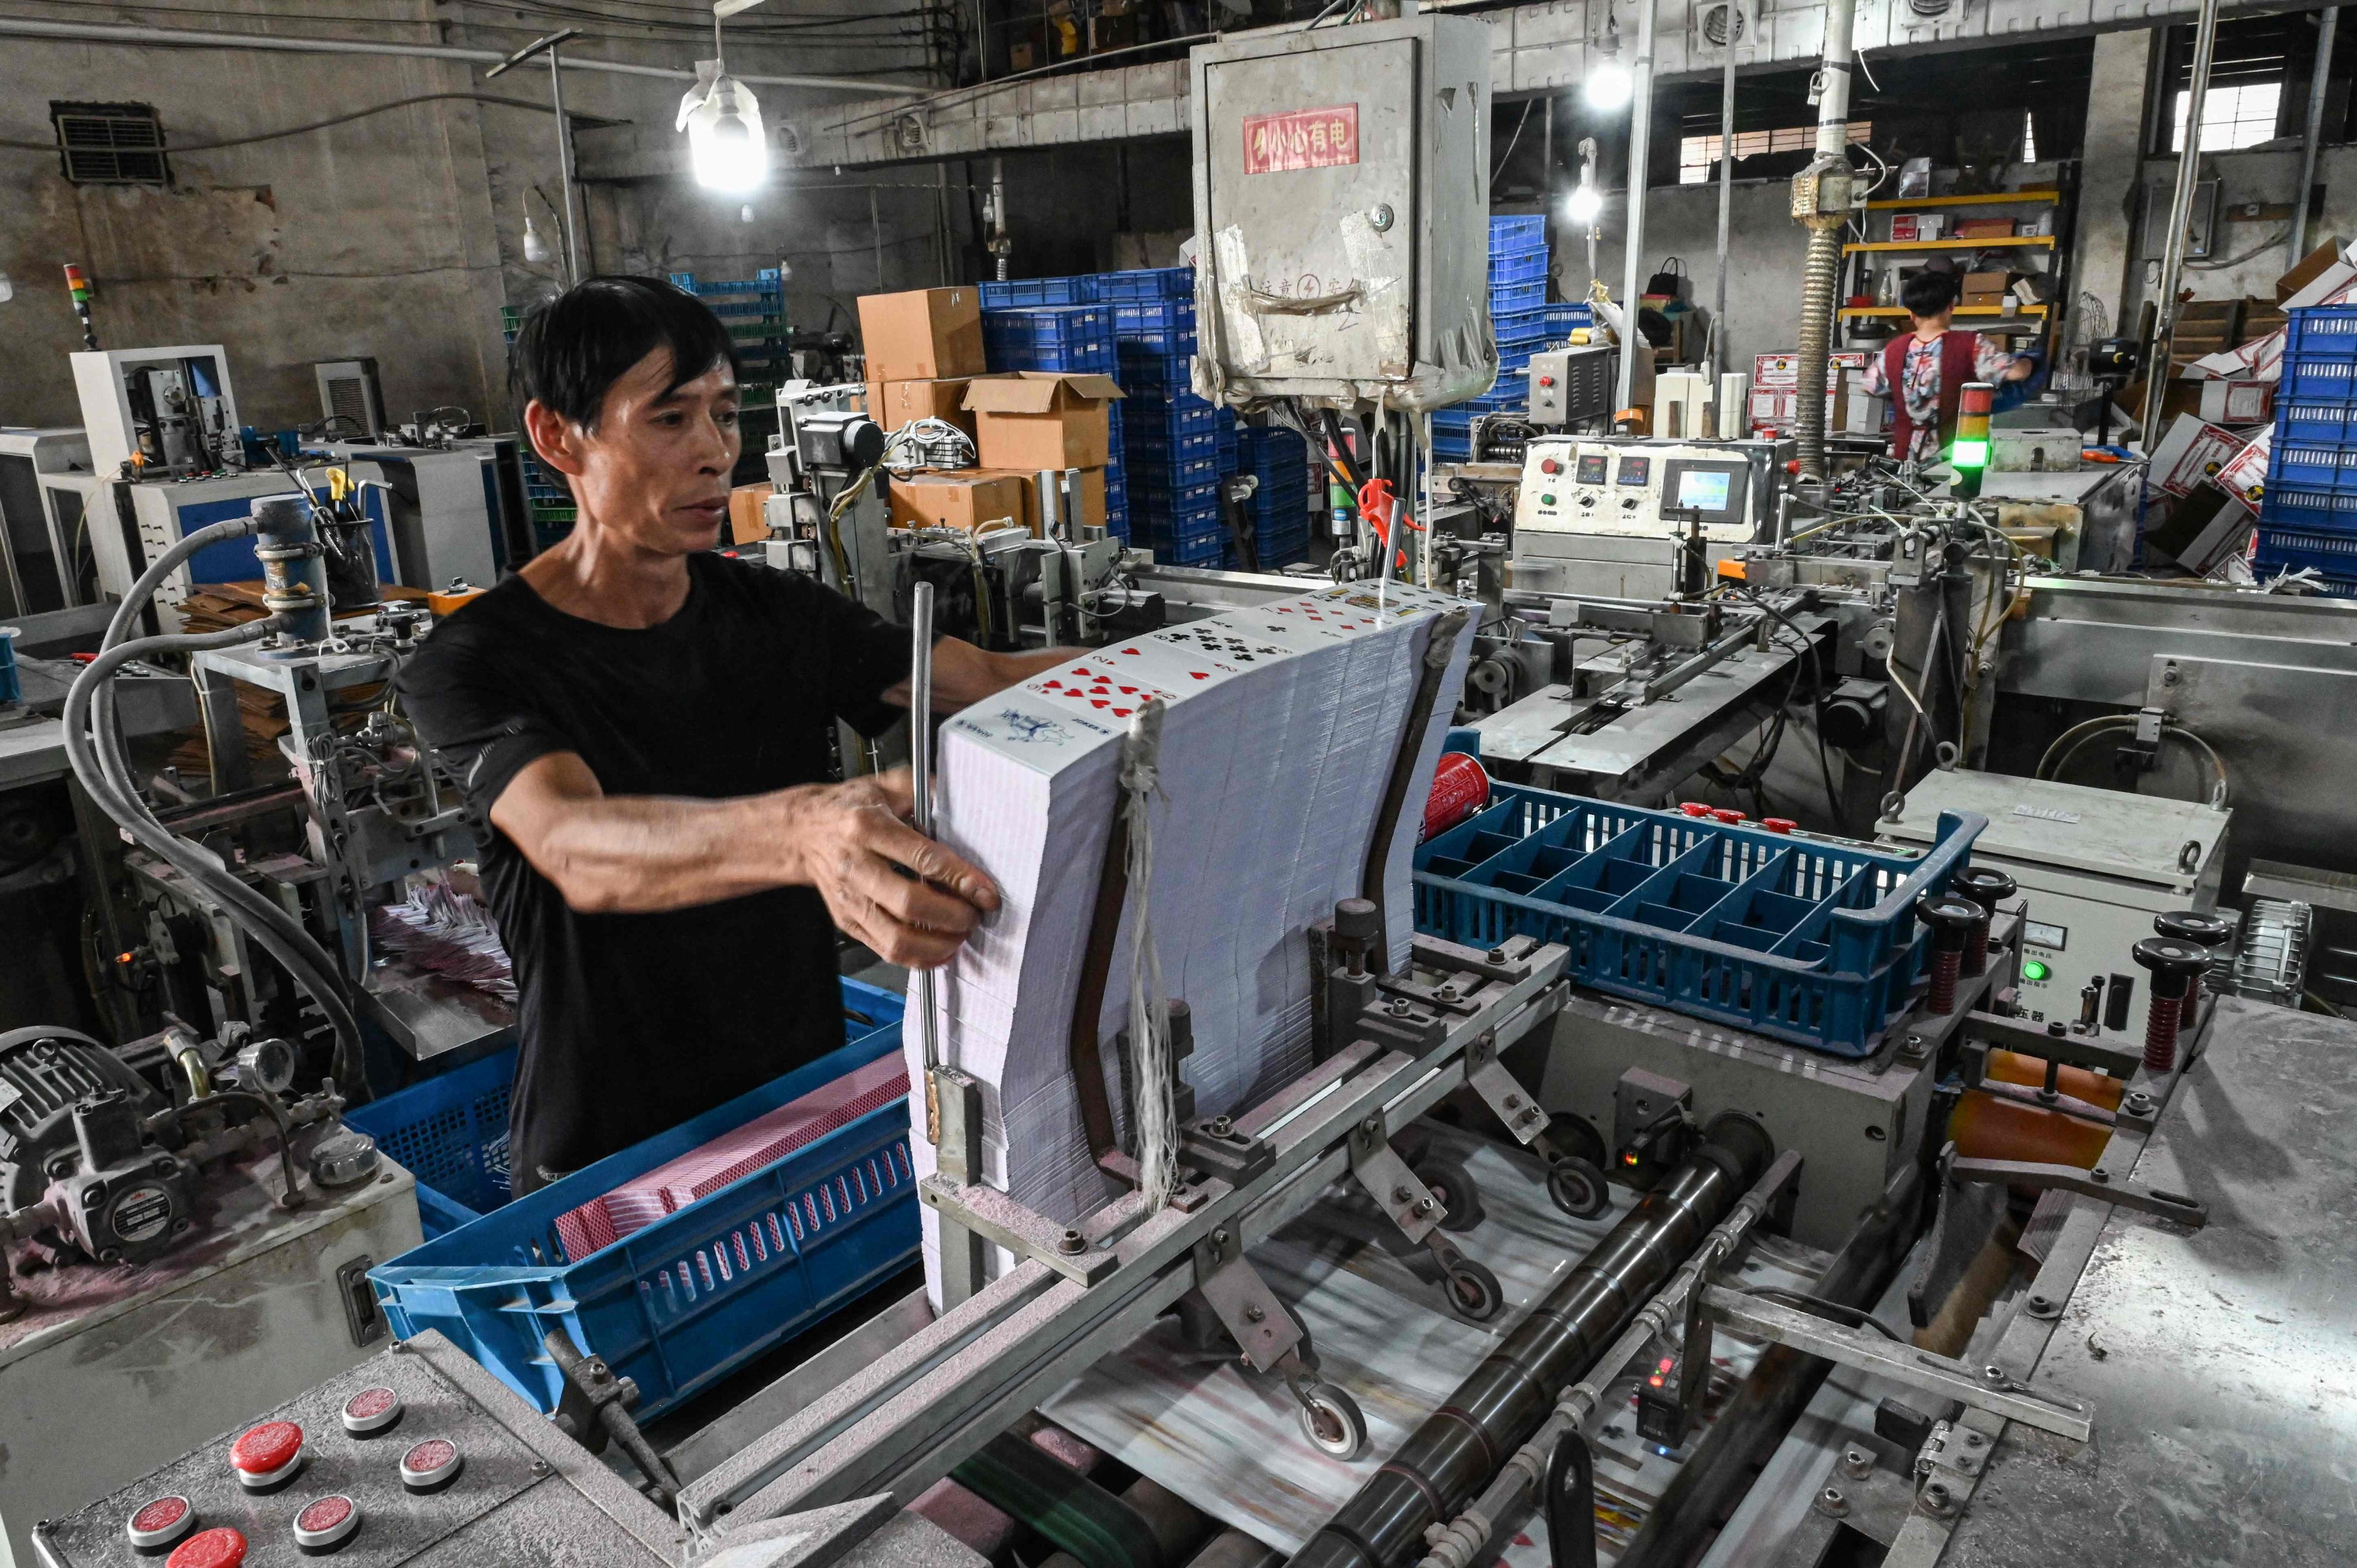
[49,101,169,186]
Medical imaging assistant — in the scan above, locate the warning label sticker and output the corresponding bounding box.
[1242,105,1359,174]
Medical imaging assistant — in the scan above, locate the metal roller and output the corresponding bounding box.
[1287,1124,1771,1568]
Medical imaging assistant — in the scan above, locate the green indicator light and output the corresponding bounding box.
[2022,958,2050,983]
[1540,493,1557,506]
[1951,438,1989,468]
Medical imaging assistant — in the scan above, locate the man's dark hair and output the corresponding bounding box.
[1901,269,1961,320]
[511,274,741,432]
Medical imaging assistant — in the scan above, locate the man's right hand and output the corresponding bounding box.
[780,769,1002,969]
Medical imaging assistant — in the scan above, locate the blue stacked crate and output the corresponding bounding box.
[979,274,1101,307]
[1435,216,1554,461]
[672,270,788,406]
[1237,425,1312,567]
[2259,304,2357,592]
[981,303,1116,376]
[1109,291,1227,564]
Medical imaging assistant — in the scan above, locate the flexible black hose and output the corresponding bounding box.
[63,623,371,1099]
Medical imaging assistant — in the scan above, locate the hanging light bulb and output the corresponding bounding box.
[522,208,551,264]
[1585,10,1633,111]
[678,58,769,193]
[740,203,756,223]
[1565,181,1604,226]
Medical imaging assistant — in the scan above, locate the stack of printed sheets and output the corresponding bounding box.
[911,582,1477,1302]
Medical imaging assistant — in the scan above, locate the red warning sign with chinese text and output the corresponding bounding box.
[1242,105,1359,174]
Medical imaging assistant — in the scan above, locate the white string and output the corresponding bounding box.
[1121,698,1177,1212]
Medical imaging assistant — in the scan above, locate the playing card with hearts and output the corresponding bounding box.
[1024,663,1177,720]
[1087,634,1267,690]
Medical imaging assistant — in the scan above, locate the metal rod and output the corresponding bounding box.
[910,581,937,1073]
[2293,8,2340,266]
[2144,0,2223,443]
[871,184,886,292]
[1615,0,1659,414]
[158,13,892,93]
[1714,20,1737,395]
[550,48,583,287]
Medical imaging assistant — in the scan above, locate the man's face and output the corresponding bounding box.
[531,348,740,554]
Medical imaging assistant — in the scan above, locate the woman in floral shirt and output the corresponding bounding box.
[1863,271,2038,460]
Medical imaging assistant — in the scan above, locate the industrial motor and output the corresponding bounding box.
[0,1027,200,1267]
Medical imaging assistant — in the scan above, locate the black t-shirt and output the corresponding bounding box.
[395,555,910,1190]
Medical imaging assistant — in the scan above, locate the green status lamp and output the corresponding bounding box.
[1949,380,1994,499]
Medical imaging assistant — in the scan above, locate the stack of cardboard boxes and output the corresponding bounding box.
[856,287,1124,537]
[1746,352,1887,439]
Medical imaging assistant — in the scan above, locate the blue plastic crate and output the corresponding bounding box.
[1131,452,1220,487]
[1116,349,1193,394]
[1097,266,1194,302]
[1148,534,1227,567]
[1496,308,1553,347]
[2256,524,2357,564]
[1413,784,1982,1058]
[1544,303,1593,328]
[1124,395,1221,436]
[1135,484,1222,519]
[347,1048,517,1240]
[2257,486,2357,533]
[2267,441,2357,495]
[1113,299,1196,333]
[368,979,911,1421]
[2276,401,2357,444]
[2285,304,2357,360]
[2283,360,2357,400]
[981,276,1101,307]
[1489,251,1550,286]
[1432,433,1474,461]
[1432,407,1478,434]
[1117,325,1197,355]
[1127,428,1221,462]
[1490,214,1546,247]
[1490,280,1546,314]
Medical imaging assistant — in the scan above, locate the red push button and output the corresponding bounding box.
[1763,818,1798,834]
[341,1386,403,1437]
[1539,375,1556,387]
[126,1494,195,1551]
[167,1528,246,1568]
[293,1495,361,1550]
[1679,802,1713,818]
[230,1421,304,1490]
[1539,458,1562,475]
[401,1437,463,1491]
[1711,808,1747,824]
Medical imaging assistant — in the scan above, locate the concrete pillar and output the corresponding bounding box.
[2073,28,2159,342]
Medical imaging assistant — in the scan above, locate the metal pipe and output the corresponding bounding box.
[1791,0,1856,479]
[2292,8,2340,266]
[2144,0,2224,444]
[551,50,584,285]
[1615,0,1659,414]
[0,15,922,94]
[910,582,937,1078]
[1285,1124,1772,1568]
[1714,17,1736,395]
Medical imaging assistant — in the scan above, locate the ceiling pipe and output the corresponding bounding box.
[0,16,927,97]
[2142,0,2223,445]
[1615,0,1659,415]
[1791,0,1858,480]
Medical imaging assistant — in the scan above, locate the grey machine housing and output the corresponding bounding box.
[1188,14,1494,410]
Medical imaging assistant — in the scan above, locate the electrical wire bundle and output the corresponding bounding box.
[881,417,975,475]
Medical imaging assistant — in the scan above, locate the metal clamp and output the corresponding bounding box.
[919,1177,1119,1286]
[1462,1031,1553,1146]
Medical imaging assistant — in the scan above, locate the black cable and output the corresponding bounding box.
[1728,585,1850,834]
[1744,1286,1904,1342]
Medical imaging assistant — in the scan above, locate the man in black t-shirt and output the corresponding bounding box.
[397,277,1068,1191]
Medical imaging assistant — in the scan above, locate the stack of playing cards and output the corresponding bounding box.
[911,583,1475,1303]
[552,1054,909,1259]
[368,883,517,1002]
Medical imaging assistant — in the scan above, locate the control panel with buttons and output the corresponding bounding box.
[1513,438,1759,541]
[34,1333,678,1567]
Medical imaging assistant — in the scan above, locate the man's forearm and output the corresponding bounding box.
[522,787,812,913]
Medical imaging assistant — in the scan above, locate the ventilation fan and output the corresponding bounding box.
[1701,2,1745,45]
[891,113,928,154]
[777,120,808,157]
[1908,0,1954,17]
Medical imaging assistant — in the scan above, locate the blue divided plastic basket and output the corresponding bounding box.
[1113,299,1196,333]
[1489,251,1549,286]
[1490,279,1546,314]
[367,979,910,1421]
[1490,214,1545,247]
[2258,487,2357,533]
[1413,785,1982,1057]
[980,276,1101,307]
[2267,441,2357,495]
[2284,304,2357,360]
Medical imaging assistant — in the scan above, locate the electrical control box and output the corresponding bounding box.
[1527,346,1615,427]
[1880,769,2232,1020]
[1506,436,1786,599]
[1188,15,1491,407]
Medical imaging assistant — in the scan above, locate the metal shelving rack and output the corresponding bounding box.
[1839,185,2073,331]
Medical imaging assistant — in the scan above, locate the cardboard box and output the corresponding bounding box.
[1962,270,2011,297]
[2213,426,2270,513]
[1753,353,1801,388]
[865,375,1001,437]
[727,482,772,546]
[2149,414,2247,498]
[887,470,1032,534]
[2276,238,2350,303]
[2282,260,2357,312]
[963,372,1125,470]
[1953,218,2018,239]
[858,287,986,381]
[2199,379,2274,427]
[972,467,1109,534]
[1888,214,1947,244]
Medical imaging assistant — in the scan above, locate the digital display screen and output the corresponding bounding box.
[1576,453,1610,485]
[1675,469,1734,512]
[1615,456,1651,486]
